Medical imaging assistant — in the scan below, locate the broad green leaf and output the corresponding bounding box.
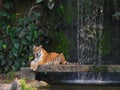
[22,62,25,66]
[13,52,18,57]
[7,25,10,29]
[36,0,43,3]
[29,23,36,30]
[8,60,12,66]
[16,13,20,16]
[0,41,2,45]
[5,66,9,72]
[0,55,4,60]
[0,10,10,18]
[33,31,38,39]
[15,60,20,67]
[0,47,2,51]
[21,39,27,45]
[1,60,6,66]
[14,43,19,49]
[3,3,10,9]
[26,36,31,41]
[48,1,54,9]
[12,48,18,57]
[60,5,64,10]
[29,56,34,60]
[19,30,25,38]
[39,30,45,35]
[11,39,18,43]
[18,18,24,25]
[0,10,7,17]
[2,44,7,49]
[12,66,15,71]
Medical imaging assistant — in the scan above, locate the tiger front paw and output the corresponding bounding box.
[30,61,38,71]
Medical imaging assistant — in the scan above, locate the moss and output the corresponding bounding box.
[6,71,15,83]
[20,79,37,90]
[54,31,70,59]
[100,28,112,55]
[64,0,75,24]
[89,66,107,72]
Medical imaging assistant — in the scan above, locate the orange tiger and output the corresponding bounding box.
[30,45,68,71]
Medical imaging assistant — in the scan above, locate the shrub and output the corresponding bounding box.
[0,0,70,73]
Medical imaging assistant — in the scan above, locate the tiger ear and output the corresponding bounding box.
[40,45,42,48]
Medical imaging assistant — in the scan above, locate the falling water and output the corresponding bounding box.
[67,0,120,84]
[77,0,103,64]
[70,0,113,84]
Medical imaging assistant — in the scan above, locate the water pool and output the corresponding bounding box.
[39,84,120,90]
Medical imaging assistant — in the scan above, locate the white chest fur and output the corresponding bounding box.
[34,50,44,63]
[34,54,43,62]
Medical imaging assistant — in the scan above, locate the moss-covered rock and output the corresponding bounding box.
[28,80,49,88]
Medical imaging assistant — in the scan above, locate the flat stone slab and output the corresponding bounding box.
[36,65,120,72]
[20,67,35,80]
[20,65,120,80]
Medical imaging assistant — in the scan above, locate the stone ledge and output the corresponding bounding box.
[20,65,120,80]
[20,67,35,80]
[36,65,120,72]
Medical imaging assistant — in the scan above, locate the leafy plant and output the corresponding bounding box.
[0,0,71,73]
[0,0,49,73]
[36,0,43,3]
[113,11,120,20]
[20,79,37,90]
[36,0,54,9]
[6,71,15,83]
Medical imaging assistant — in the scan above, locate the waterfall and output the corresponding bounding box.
[36,0,120,84]
[77,0,104,64]
[75,0,106,83]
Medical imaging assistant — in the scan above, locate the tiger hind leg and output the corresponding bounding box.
[59,53,68,64]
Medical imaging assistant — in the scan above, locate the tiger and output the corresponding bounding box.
[30,45,69,71]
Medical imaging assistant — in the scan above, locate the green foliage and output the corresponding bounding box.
[64,1,74,24]
[36,0,43,3]
[0,1,49,73]
[112,0,120,20]
[0,0,71,73]
[20,79,37,90]
[54,31,70,59]
[6,71,15,83]
[36,0,54,9]
[57,1,74,24]
[113,11,120,20]
[89,66,107,72]
[100,29,112,55]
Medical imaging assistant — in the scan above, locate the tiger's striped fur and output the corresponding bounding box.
[30,45,69,71]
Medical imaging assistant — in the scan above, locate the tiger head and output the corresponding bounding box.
[33,45,43,59]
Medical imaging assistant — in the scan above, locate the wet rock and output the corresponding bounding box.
[10,79,21,90]
[0,79,49,90]
[28,80,49,88]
